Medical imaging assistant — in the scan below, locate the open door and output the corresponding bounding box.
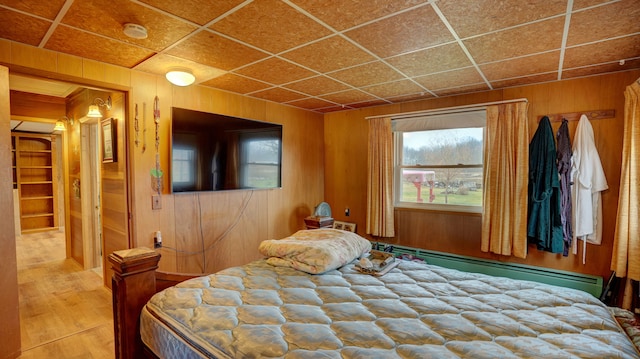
[80,121,103,271]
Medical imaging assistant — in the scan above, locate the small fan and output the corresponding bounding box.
[313,202,332,217]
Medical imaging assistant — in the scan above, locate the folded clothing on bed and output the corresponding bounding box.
[259,229,371,274]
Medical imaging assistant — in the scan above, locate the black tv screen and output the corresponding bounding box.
[170,107,282,193]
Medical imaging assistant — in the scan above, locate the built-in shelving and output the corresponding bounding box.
[12,133,58,233]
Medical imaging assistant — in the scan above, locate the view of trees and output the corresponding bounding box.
[401,129,483,205]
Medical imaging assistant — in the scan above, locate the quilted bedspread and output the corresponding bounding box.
[143,259,640,358]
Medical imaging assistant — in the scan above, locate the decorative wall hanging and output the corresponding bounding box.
[134,103,140,148]
[142,102,147,153]
[101,118,117,163]
[151,96,163,194]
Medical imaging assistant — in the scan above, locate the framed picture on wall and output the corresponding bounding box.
[101,118,117,163]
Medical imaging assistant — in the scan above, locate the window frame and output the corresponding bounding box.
[238,129,282,189]
[392,110,486,214]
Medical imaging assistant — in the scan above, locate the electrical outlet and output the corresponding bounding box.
[152,195,162,210]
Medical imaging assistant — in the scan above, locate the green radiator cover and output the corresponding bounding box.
[372,242,603,298]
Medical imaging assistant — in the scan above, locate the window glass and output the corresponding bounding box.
[394,112,485,212]
[240,131,281,188]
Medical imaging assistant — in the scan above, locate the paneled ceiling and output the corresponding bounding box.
[1,0,639,113]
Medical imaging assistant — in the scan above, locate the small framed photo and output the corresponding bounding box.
[333,221,356,232]
[101,118,117,163]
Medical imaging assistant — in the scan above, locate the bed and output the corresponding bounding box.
[110,229,640,359]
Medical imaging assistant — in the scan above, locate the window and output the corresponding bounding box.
[393,110,486,212]
[239,129,282,189]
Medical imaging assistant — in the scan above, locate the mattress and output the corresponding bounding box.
[141,259,640,358]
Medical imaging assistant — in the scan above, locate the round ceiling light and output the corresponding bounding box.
[123,23,148,39]
[166,68,196,86]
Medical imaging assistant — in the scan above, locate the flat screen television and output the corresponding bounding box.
[170,107,282,193]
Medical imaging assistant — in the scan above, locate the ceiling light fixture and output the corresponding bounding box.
[166,68,195,86]
[123,23,148,39]
[87,96,112,118]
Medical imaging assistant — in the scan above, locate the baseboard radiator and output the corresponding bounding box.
[372,242,603,298]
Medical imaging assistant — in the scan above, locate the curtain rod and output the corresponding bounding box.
[365,98,528,120]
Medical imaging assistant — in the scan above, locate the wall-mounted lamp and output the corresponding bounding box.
[166,68,195,86]
[87,96,112,118]
[54,116,74,132]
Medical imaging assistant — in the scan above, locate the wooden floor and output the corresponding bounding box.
[16,230,115,359]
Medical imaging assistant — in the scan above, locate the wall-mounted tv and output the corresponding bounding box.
[170,107,282,193]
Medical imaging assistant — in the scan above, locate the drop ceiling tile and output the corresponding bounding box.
[345,5,454,58]
[567,0,640,46]
[563,59,640,79]
[491,73,558,90]
[329,61,404,87]
[285,97,337,110]
[348,99,389,109]
[235,57,316,85]
[0,8,51,46]
[563,34,640,69]
[135,54,227,83]
[432,83,490,97]
[290,0,429,31]
[45,25,155,68]
[166,30,269,70]
[362,79,425,99]
[480,51,560,81]
[200,73,271,94]
[388,92,434,103]
[437,0,566,38]
[572,0,619,10]
[464,17,565,64]
[211,0,331,54]
[386,43,472,77]
[414,67,485,91]
[62,0,197,52]
[319,89,379,104]
[315,105,348,113]
[283,76,350,96]
[281,35,375,73]
[0,0,67,20]
[249,87,307,103]
[138,0,246,25]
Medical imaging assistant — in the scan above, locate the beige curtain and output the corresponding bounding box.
[366,117,395,237]
[612,80,640,308]
[481,102,529,258]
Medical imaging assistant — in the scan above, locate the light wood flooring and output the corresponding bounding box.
[16,230,115,359]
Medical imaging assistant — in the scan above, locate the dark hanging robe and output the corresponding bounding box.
[527,116,563,253]
[556,119,573,256]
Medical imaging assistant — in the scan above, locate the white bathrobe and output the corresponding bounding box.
[571,115,608,264]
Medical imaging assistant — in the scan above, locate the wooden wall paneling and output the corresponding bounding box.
[172,190,267,274]
[0,65,21,359]
[325,70,640,281]
[101,93,129,288]
[0,39,10,64]
[324,110,368,233]
[10,42,58,73]
[9,91,66,119]
[266,102,325,235]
